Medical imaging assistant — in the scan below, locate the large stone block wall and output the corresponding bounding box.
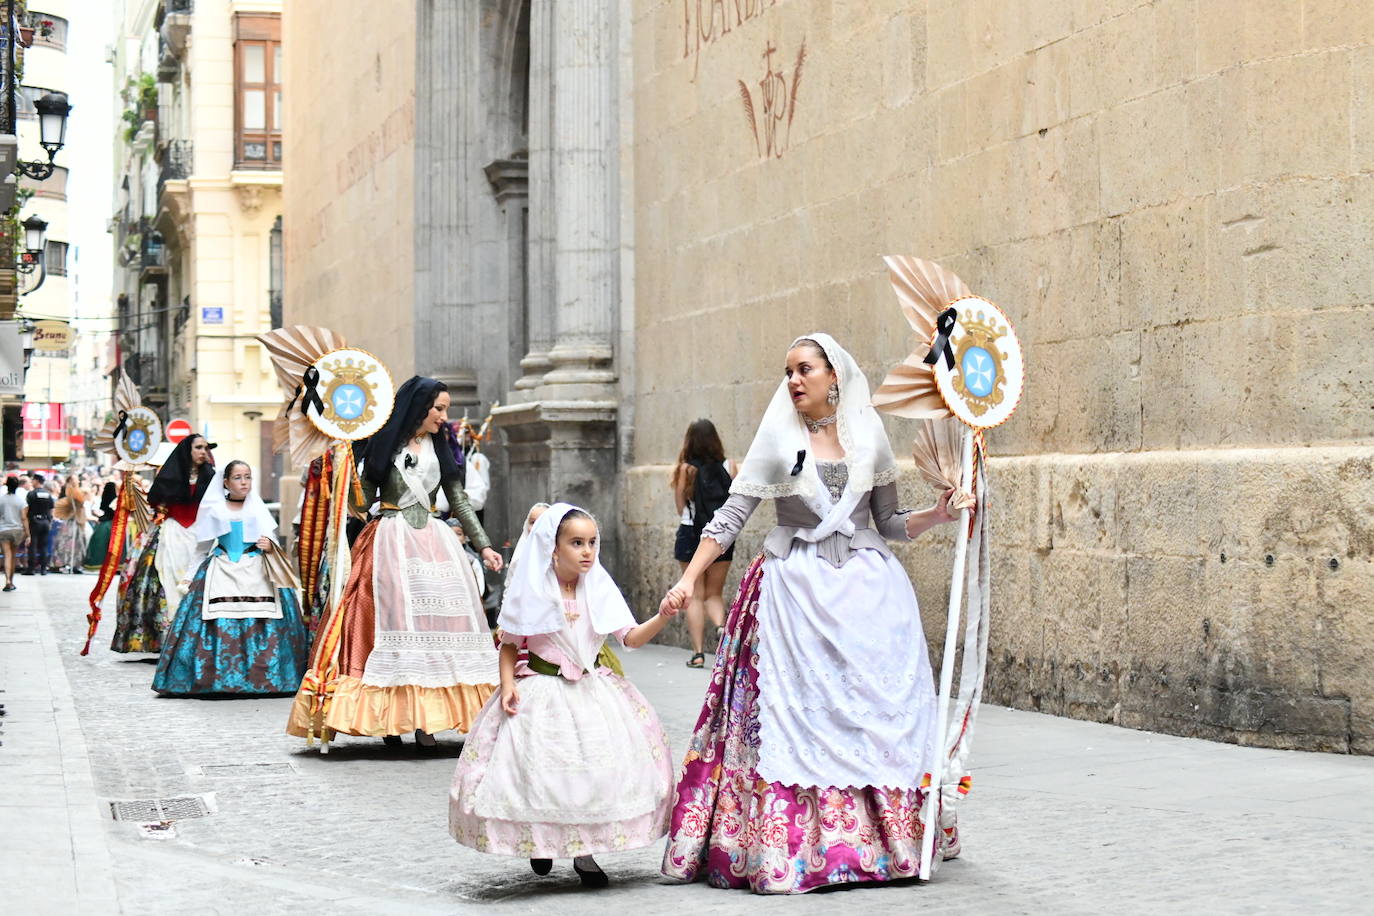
[625,1,1374,750]
[280,0,418,371]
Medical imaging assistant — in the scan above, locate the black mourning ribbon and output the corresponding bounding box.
[111,410,129,442]
[404,453,417,469]
[790,449,807,477]
[923,306,959,370]
[286,367,326,418]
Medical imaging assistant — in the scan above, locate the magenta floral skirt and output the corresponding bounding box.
[661,554,954,894]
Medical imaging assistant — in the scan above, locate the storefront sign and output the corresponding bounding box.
[0,321,23,395]
[32,319,75,352]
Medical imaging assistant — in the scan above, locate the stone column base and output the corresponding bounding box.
[492,398,620,569]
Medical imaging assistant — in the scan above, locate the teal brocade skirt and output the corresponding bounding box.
[152,546,309,697]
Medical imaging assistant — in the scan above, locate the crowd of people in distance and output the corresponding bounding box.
[0,465,121,591]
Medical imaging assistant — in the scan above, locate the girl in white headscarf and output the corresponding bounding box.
[449,503,676,888]
[153,460,309,696]
[658,334,972,895]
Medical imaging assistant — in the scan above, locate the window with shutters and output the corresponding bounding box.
[45,241,69,277]
[233,14,282,170]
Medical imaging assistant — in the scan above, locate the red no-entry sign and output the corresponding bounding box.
[165,418,193,444]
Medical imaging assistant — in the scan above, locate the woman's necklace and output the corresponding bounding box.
[801,412,838,434]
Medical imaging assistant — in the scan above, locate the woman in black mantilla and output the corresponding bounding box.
[110,434,215,653]
[288,377,504,749]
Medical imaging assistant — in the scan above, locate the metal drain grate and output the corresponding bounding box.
[187,762,297,778]
[107,793,216,822]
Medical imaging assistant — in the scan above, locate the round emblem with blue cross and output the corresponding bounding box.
[931,296,1025,430]
[306,347,396,441]
[113,406,164,465]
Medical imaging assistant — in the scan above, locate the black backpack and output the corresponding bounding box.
[689,460,731,530]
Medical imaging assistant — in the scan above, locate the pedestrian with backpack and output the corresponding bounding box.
[670,419,737,668]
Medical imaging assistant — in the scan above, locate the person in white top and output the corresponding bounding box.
[0,476,31,591]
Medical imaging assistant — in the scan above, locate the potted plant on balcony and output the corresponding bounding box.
[138,73,158,122]
[120,74,159,142]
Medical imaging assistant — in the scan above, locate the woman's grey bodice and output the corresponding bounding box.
[701,469,911,568]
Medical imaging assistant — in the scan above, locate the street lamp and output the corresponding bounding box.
[16,92,72,181]
[16,213,46,274]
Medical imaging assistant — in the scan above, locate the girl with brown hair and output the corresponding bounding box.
[669,419,737,668]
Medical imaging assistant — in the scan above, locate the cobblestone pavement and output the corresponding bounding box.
[5,573,1374,914]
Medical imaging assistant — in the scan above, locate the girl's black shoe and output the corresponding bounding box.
[382,735,403,748]
[530,858,553,876]
[573,862,609,889]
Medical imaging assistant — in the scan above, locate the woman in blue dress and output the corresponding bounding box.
[154,460,309,697]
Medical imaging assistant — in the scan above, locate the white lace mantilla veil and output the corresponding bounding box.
[497,502,637,638]
[731,332,899,537]
[192,462,279,544]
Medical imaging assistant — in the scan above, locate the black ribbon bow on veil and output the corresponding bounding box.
[111,410,129,443]
[285,366,326,419]
[924,306,959,371]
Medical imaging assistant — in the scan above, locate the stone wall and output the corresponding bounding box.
[280,0,417,372]
[625,1,1374,752]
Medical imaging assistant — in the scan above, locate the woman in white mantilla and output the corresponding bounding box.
[659,333,970,894]
[154,460,309,696]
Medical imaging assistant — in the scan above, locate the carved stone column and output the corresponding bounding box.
[514,0,555,391]
[485,157,530,395]
[540,0,617,396]
[496,0,622,567]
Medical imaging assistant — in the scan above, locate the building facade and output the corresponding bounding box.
[16,0,73,464]
[283,0,632,554]
[111,0,284,495]
[282,2,1374,754]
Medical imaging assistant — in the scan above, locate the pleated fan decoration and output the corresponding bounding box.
[258,325,349,469]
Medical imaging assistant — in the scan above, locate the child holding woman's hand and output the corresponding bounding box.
[449,503,677,887]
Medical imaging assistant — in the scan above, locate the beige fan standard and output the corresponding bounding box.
[259,326,348,469]
[92,369,145,457]
[913,416,976,512]
[83,368,156,655]
[261,331,397,753]
[89,368,157,528]
[873,256,1025,882]
[871,256,972,419]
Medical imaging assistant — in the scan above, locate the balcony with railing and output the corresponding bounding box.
[22,12,68,53]
[138,217,167,278]
[158,139,192,206]
[129,351,169,405]
[173,295,191,337]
